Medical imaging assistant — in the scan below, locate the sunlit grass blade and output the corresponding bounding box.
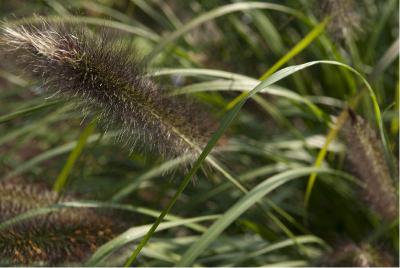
[171,79,323,119]
[0,1,397,266]
[87,215,219,266]
[123,60,388,266]
[44,0,70,16]
[0,69,28,87]
[301,62,394,208]
[303,104,357,210]
[177,167,350,266]
[230,235,328,265]
[0,200,213,235]
[259,18,329,80]
[151,68,255,80]
[226,17,329,111]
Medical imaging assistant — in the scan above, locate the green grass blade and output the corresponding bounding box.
[300,62,394,207]
[146,2,304,61]
[263,260,309,267]
[4,132,119,180]
[68,201,210,233]
[72,1,139,24]
[151,68,254,80]
[371,38,399,79]
[123,59,387,266]
[259,17,329,80]
[110,154,192,202]
[303,108,354,209]
[130,0,171,29]
[232,235,327,264]
[88,215,219,266]
[250,10,285,55]
[0,69,28,87]
[226,17,329,111]
[177,167,346,266]
[0,100,62,124]
[365,0,398,63]
[0,105,71,147]
[44,0,70,16]
[172,79,323,119]
[52,118,97,192]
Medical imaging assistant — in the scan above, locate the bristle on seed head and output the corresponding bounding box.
[0,181,119,265]
[317,240,394,267]
[0,19,219,161]
[341,110,398,221]
[317,0,362,42]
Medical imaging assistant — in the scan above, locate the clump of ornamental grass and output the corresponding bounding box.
[317,240,394,267]
[0,181,120,265]
[341,109,398,221]
[0,19,219,162]
[317,0,362,42]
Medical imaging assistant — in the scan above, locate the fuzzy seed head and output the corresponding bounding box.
[0,181,119,265]
[1,20,218,161]
[318,0,362,42]
[318,241,394,267]
[341,110,398,221]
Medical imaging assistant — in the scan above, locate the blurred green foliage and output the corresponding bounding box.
[0,0,398,266]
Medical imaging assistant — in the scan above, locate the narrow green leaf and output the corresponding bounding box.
[226,17,329,111]
[130,0,171,29]
[4,132,119,180]
[0,69,28,87]
[172,79,322,119]
[0,100,61,124]
[177,167,347,266]
[365,0,398,62]
[72,1,140,25]
[151,68,254,81]
[371,38,399,79]
[123,60,386,266]
[259,17,329,80]
[303,108,353,209]
[53,118,97,192]
[146,2,305,61]
[111,154,192,202]
[231,235,327,264]
[250,10,285,54]
[88,215,219,266]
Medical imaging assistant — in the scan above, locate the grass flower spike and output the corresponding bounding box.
[341,110,398,221]
[318,241,394,267]
[318,0,362,42]
[0,20,218,160]
[0,181,119,265]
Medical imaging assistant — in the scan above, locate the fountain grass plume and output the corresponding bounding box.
[0,19,219,161]
[318,0,362,42]
[318,240,394,267]
[341,109,398,221]
[0,181,120,265]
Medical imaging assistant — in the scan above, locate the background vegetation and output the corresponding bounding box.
[0,0,398,266]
